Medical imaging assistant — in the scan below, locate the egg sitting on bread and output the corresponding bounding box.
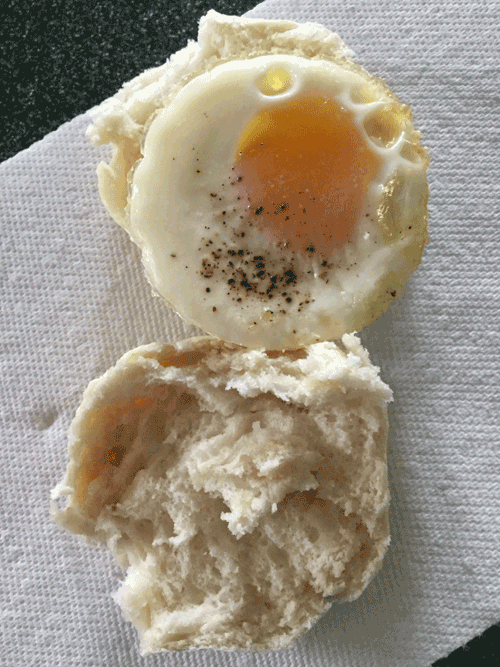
[89,11,429,349]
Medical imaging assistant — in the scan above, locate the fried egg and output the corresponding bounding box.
[92,14,429,350]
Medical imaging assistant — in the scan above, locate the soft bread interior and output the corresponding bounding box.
[52,335,392,652]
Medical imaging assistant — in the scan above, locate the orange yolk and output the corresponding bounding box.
[234,95,381,256]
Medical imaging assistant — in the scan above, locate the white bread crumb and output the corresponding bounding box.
[52,334,392,652]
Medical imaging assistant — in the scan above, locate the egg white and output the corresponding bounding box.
[129,54,428,349]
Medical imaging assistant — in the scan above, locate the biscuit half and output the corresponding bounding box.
[52,335,392,652]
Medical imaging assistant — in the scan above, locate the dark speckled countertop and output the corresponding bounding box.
[0,1,498,664]
[0,0,258,163]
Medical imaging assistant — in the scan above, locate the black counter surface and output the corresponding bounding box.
[1,1,498,665]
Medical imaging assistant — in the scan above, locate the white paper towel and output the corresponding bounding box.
[1,0,499,665]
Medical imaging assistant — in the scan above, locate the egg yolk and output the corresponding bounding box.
[234,95,381,256]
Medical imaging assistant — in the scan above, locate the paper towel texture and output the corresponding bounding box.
[1,0,499,666]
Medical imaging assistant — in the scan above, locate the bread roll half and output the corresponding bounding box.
[52,335,392,652]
